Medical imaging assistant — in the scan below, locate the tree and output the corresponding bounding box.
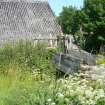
[81,0,105,53]
[57,6,77,34]
[72,0,105,52]
[58,0,105,53]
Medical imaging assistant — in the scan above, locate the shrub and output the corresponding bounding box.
[97,55,105,65]
[0,41,56,77]
[1,41,105,105]
[1,72,105,105]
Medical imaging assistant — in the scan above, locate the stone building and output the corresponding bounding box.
[0,0,62,47]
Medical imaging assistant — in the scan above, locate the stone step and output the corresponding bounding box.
[80,64,105,80]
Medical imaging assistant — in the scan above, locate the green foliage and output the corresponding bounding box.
[0,70,56,105]
[81,0,105,53]
[1,41,105,105]
[97,55,105,65]
[1,71,105,105]
[58,0,105,53]
[57,6,77,34]
[0,41,56,77]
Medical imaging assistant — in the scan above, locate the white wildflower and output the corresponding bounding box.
[47,98,52,102]
[51,102,56,105]
[89,99,96,105]
[76,87,84,95]
[97,79,104,86]
[98,89,105,98]
[57,92,64,98]
[65,98,69,103]
[69,89,75,95]
[89,87,94,91]
[85,90,93,98]
[57,79,64,84]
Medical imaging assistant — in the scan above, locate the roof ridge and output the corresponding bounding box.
[0,0,48,2]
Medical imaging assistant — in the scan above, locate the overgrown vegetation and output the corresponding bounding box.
[1,69,105,105]
[97,55,105,65]
[0,0,105,104]
[58,0,105,53]
[0,41,56,77]
[0,42,105,105]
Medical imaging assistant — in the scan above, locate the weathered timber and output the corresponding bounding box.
[54,50,96,74]
[68,50,96,66]
[54,53,80,74]
[0,0,62,47]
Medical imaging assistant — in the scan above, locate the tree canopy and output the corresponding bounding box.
[57,6,77,34]
[58,0,105,53]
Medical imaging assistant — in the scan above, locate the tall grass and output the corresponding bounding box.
[1,41,105,105]
[0,66,57,105]
[0,41,56,77]
[0,41,57,104]
[1,69,105,105]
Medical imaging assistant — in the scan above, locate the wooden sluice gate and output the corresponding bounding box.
[54,53,81,74]
[54,35,96,74]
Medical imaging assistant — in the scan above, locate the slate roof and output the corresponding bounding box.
[0,0,62,46]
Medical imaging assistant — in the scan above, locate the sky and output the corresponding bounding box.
[48,0,84,16]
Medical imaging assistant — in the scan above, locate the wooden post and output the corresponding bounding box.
[55,39,57,47]
[50,34,53,47]
[69,35,72,50]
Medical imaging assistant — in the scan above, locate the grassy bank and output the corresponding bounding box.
[1,71,105,105]
[0,41,56,77]
[0,42,105,105]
